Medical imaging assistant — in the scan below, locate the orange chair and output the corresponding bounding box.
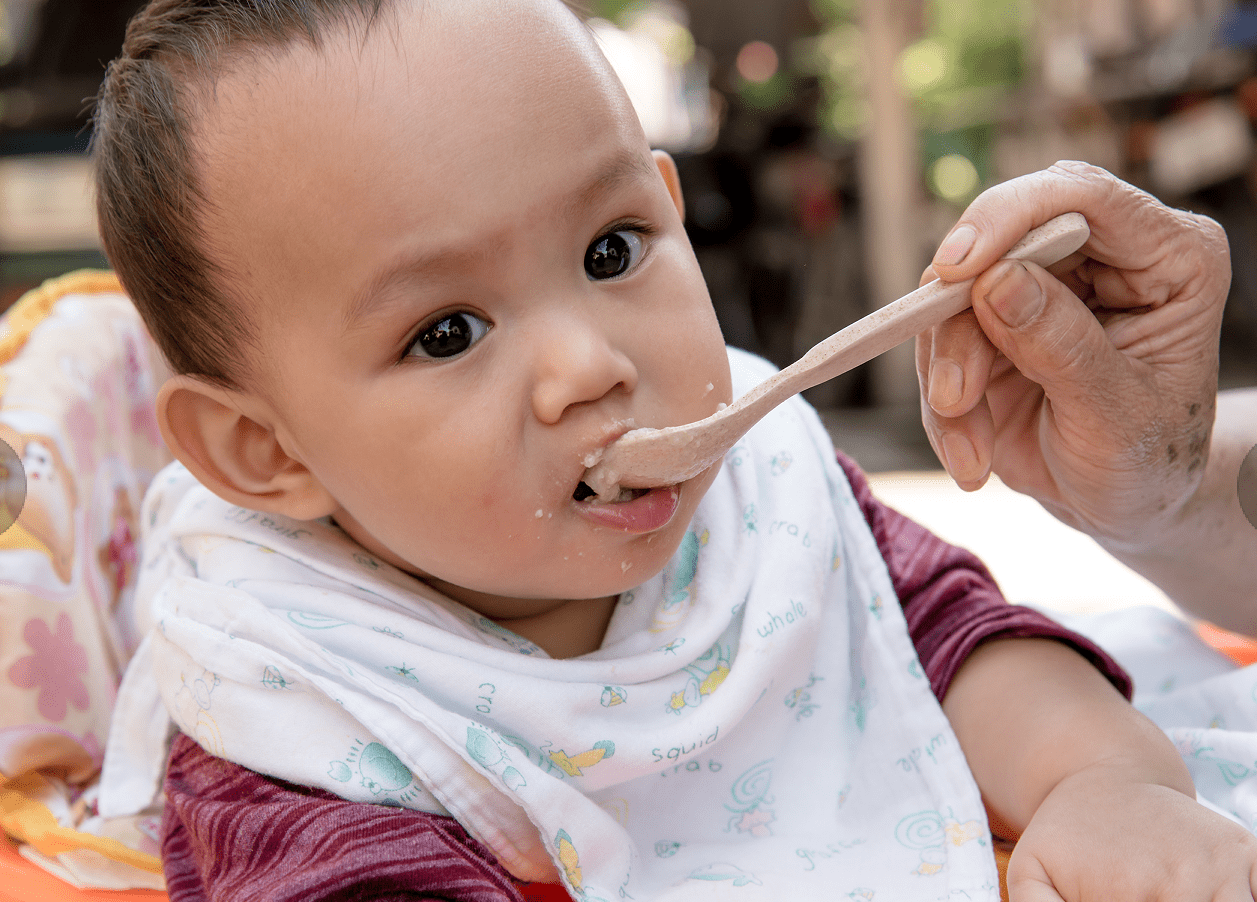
[0,836,165,902]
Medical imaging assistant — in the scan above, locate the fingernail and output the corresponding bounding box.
[986,260,1043,329]
[934,225,976,266]
[940,431,980,482]
[928,359,964,410]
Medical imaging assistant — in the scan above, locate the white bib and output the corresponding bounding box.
[106,349,999,900]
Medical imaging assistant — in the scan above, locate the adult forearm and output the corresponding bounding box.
[1099,388,1257,633]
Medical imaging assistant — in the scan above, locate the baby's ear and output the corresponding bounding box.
[156,375,337,520]
[653,149,685,221]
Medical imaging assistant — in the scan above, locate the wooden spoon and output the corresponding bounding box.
[583,212,1089,498]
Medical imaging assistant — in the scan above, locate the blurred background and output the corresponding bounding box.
[1,0,1256,474]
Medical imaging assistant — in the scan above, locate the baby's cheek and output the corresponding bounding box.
[462,453,528,513]
[471,481,509,516]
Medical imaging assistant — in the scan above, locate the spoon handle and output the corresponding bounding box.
[778,211,1090,397]
[587,212,1090,494]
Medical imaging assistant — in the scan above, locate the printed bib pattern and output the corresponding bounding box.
[106,349,999,900]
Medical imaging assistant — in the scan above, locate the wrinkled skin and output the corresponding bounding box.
[917,161,1229,550]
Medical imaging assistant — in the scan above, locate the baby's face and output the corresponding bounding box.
[194,0,732,622]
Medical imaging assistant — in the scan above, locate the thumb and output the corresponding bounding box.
[1006,851,1068,902]
[971,258,1129,407]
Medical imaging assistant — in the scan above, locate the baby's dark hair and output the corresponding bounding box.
[92,0,392,389]
[94,0,593,390]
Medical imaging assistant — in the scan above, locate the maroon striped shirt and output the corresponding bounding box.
[160,452,1129,901]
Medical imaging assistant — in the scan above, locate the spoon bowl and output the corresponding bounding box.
[583,213,1090,499]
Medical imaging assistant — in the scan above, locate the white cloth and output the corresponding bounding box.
[1052,606,1257,834]
[105,348,999,900]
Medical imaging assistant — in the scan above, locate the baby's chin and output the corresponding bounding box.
[422,518,700,617]
[443,545,682,610]
[331,461,719,612]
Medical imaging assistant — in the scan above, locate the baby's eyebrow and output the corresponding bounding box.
[557,149,658,224]
[342,149,658,333]
[342,243,476,334]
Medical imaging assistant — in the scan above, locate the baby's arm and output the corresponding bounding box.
[944,637,1257,901]
[835,449,1131,701]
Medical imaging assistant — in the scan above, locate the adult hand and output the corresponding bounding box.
[916,160,1229,552]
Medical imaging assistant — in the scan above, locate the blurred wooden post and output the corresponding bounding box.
[858,0,923,406]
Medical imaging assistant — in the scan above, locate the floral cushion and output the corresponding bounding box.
[0,271,171,890]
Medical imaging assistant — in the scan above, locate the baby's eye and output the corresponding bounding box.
[585,229,645,280]
[405,311,491,359]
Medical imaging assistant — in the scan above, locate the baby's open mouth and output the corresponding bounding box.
[571,481,681,532]
[573,481,648,504]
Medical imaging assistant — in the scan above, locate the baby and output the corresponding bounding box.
[93,0,1257,900]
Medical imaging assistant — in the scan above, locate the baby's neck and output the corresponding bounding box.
[420,571,620,658]
[491,594,619,659]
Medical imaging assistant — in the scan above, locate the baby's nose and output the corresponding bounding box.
[530,319,638,424]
